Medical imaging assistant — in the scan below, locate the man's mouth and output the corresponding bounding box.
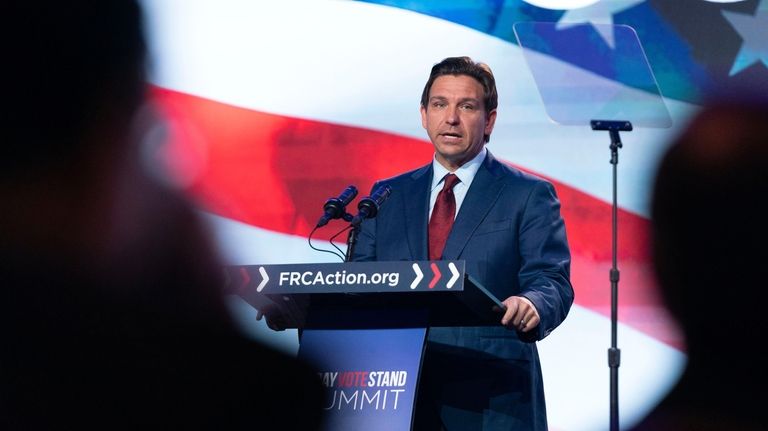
[441,132,462,139]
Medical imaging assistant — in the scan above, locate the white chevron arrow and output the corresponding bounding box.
[256,266,269,292]
[410,263,423,289]
[447,263,460,289]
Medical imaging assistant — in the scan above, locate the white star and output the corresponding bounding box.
[723,0,768,75]
[557,0,647,48]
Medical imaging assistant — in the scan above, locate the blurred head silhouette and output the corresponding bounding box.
[3,1,145,171]
[652,98,768,350]
[635,97,768,430]
[0,2,324,429]
[1,1,151,263]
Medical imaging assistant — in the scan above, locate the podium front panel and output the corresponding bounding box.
[299,320,427,431]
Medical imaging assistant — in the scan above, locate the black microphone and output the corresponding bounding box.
[316,185,358,227]
[351,184,392,226]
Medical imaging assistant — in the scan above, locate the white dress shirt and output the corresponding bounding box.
[428,147,487,220]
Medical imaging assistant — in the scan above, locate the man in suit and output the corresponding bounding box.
[353,57,573,430]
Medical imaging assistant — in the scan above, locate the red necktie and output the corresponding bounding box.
[428,173,461,260]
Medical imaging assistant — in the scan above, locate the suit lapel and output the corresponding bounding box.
[403,164,432,260]
[441,151,505,260]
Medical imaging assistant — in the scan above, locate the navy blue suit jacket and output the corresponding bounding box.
[353,150,573,430]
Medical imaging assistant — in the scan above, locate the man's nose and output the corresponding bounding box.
[445,106,459,125]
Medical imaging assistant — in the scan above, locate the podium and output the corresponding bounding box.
[224,260,503,431]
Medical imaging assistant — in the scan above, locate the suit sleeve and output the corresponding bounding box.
[518,180,574,341]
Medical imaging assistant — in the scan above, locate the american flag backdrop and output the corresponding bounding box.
[138,1,768,429]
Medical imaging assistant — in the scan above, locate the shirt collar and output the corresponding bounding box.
[431,147,487,191]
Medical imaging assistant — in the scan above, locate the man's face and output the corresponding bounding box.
[420,74,496,170]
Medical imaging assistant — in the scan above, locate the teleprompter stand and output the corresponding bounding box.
[513,21,672,431]
[591,119,632,431]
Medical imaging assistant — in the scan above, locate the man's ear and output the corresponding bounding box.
[485,109,497,137]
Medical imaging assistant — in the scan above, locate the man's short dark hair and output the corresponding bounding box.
[420,56,498,143]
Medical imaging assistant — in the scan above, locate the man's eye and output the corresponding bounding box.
[460,104,475,110]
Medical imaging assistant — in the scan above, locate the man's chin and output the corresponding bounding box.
[436,152,470,169]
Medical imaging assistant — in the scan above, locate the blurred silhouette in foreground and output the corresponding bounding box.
[0,2,323,429]
[629,98,768,430]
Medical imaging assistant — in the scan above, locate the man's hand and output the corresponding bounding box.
[255,304,289,331]
[254,296,307,331]
[498,296,540,332]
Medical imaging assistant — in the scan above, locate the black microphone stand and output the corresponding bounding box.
[343,184,391,262]
[591,119,632,431]
[344,214,359,262]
